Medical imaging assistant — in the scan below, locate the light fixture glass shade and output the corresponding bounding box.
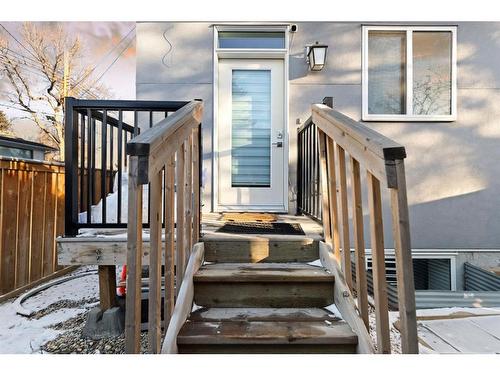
[308,44,328,71]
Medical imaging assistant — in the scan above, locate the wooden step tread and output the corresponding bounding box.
[177,320,357,346]
[188,307,341,322]
[194,263,334,283]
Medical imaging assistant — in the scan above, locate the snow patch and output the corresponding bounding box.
[0,269,98,354]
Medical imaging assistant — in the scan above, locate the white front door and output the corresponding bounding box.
[217,59,286,211]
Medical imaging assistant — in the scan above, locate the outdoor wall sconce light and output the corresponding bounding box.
[306,42,328,71]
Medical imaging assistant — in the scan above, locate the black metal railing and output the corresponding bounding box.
[64,98,191,236]
[297,117,321,221]
[297,98,335,221]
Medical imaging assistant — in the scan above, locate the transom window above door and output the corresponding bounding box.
[362,26,457,121]
[218,31,286,49]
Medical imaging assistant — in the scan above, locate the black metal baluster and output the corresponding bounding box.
[312,124,317,218]
[79,113,85,213]
[316,124,320,219]
[144,111,151,227]
[109,119,114,195]
[117,111,123,224]
[307,125,312,215]
[91,117,96,223]
[101,110,107,223]
[133,110,138,136]
[301,128,305,214]
[296,129,301,215]
[304,126,308,215]
[64,99,78,236]
[124,130,128,168]
[86,109,92,224]
[316,124,320,218]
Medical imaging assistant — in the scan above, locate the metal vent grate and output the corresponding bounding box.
[365,255,398,285]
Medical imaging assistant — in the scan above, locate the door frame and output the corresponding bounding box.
[212,24,290,212]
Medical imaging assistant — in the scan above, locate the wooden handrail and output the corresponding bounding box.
[312,104,406,188]
[125,100,203,354]
[127,100,204,184]
[311,100,418,354]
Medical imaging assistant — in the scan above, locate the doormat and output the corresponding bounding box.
[217,222,305,235]
[221,212,277,223]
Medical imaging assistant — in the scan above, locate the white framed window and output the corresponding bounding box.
[362,26,457,122]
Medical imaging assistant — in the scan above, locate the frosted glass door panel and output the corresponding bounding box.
[217,59,285,210]
[231,70,271,187]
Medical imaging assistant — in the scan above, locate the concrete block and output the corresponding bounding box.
[82,306,125,339]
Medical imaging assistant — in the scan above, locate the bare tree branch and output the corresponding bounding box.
[0,22,110,160]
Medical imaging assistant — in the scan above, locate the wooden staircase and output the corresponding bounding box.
[174,241,359,354]
[118,99,418,354]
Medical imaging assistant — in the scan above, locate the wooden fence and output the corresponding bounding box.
[0,157,115,296]
[0,157,65,295]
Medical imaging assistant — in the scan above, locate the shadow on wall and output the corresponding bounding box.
[291,23,500,250]
[359,189,497,250]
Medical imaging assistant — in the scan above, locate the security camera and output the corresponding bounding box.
[290,24,298,32]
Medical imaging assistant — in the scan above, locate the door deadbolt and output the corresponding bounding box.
[272,141,283,148]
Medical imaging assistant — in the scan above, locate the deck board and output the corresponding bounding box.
[57,213,323,266]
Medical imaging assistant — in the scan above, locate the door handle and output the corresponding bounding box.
[272,141,283,148]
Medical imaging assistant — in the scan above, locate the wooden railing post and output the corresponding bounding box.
[350,156,369,329]
[148,169,163,353]
[336,144,352,290]
[326,138,341,262]
[390,159,418,354]
[164,155,175,326]
[367,171,391,354]
[125,155,143,354]
[317,130,332,244]
[192,126,201,243]
[185,136,193,261]
[176,143,186,293]
[98,266,118,311]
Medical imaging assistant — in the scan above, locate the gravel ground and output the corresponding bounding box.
[41,310,148,354]
[29,298,99,321]
[368,305,402,354]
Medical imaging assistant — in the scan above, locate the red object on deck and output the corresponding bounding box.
[117,265,127,296]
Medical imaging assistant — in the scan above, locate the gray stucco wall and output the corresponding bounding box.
[136,22,214,212]
[136,21,500,250]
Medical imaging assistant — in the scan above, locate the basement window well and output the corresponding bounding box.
[413,258,452,290]
[365,255,455,291]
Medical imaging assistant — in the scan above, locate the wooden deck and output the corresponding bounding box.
[56,213,323,266]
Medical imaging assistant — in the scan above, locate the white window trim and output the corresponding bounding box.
[362,25,457,122]
[364,249,458,291]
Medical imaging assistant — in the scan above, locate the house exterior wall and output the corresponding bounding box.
[136,21,500,253]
